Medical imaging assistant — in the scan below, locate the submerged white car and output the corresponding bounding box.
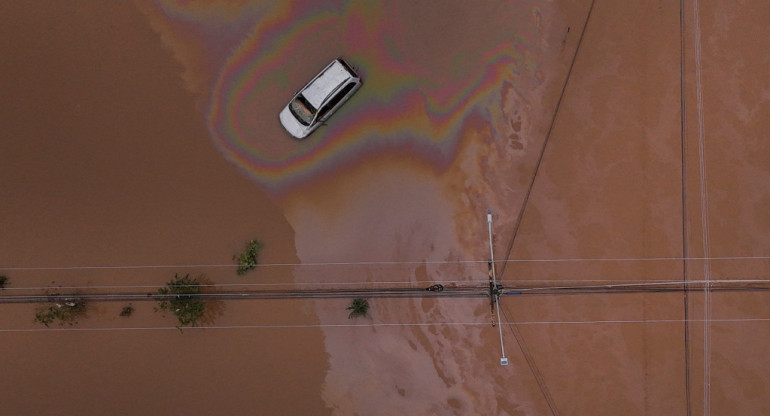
[279,58,362,139]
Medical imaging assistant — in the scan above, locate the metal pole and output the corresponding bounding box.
[495,298,507,365]
[487,210,508,365]
[487,210,497,286]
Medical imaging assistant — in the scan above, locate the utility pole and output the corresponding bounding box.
[488,209,508,366]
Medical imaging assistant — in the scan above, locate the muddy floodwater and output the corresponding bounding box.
[2,1,770,415]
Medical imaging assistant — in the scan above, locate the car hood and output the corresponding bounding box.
[279,106,310,139]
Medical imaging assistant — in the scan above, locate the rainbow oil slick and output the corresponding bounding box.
[141,0,546,196]
[137,1,567,414]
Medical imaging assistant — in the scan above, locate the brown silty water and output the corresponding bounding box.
[500,1,770,415]
[132,0,578,413]
[267,1,576,413]
[2,0,770,415]
[0,2,327,415]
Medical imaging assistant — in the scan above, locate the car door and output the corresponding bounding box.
[319,82,355,122]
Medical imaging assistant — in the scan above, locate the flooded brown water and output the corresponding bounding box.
[0,1,327,414]
[2,0,769,415]
[501,1,770,415]
[686,2,770,415]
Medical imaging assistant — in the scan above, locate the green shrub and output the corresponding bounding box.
[34,297,87,327]
[235,240,262,275]
[156,274,205,328]
[346,298,369,319]
[120,305,134,317]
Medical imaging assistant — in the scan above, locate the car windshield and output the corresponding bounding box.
[289,94,316,126]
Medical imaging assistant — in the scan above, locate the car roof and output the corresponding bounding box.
[301,60,355,110]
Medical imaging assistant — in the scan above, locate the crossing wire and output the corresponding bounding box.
[3,254,770,272]
[3,316,770,334]
[4,278,770,305]
[496,0,594,281]
[500,303,560,416]
[691,0,712,413]
[679,0,692,414]
[492,1,596,415]
[8,277,770,293]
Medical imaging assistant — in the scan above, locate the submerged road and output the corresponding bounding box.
[502,280,770,296]
[0,286,489,304]
[1,281,769,305]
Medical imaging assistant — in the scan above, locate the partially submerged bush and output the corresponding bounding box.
[346,298,369,319]
[156,274,205,328]
[235,240,262,275]
[120,305,134,317]
[34,297,87,327]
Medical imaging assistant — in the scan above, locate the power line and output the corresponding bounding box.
[3,254,770,272]
[3,316,770,334]
[508,279,770,292]
[502,278,770,284]
[4,279,770,303]
[679,0,692,412]
[0,285,492,304]
[497,0,595,280]
[691,0,711,413]
[5,277,770,296]
[0,279,484,292]
[500,303,560,415]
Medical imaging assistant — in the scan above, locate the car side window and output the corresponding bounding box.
[320,83,355,118]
